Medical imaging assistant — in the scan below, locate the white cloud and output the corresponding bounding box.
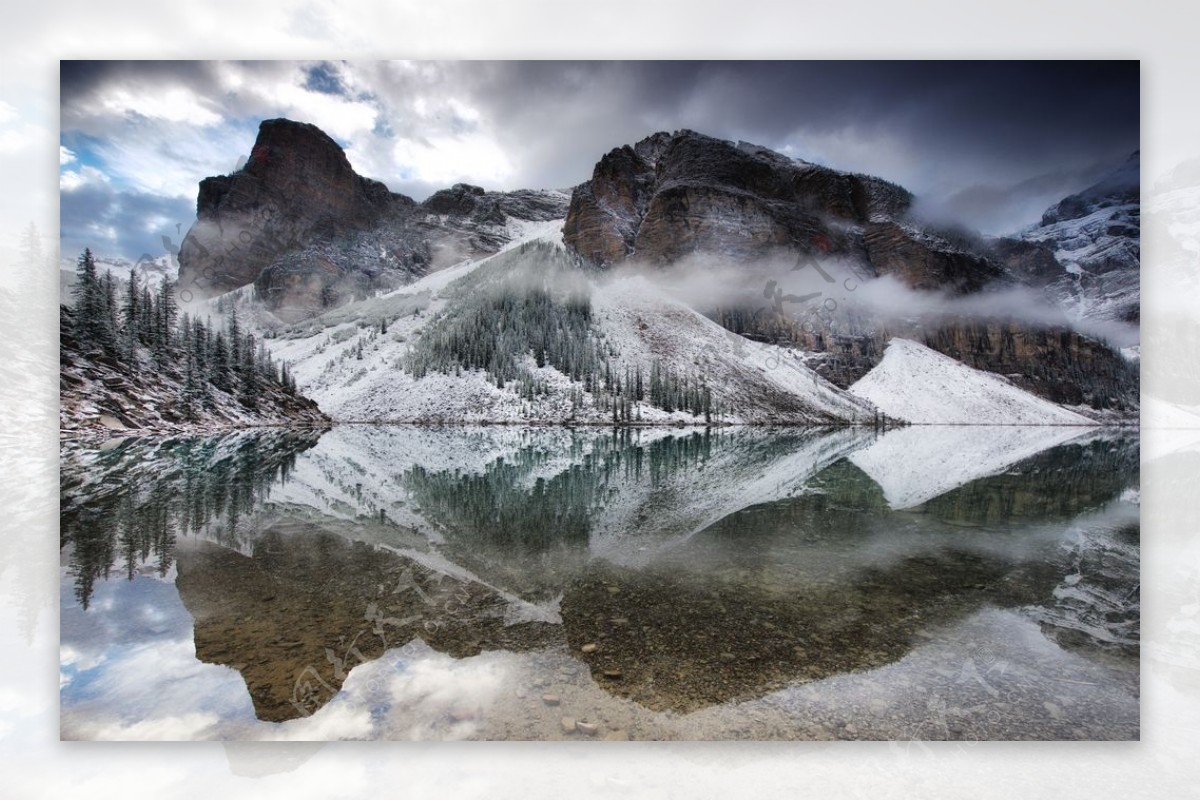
[218,61,379,142]
[60,145,76,165]
[93,85,222,127]
[59,164,109,192]
[72,711,223,741]
[381,648,507,741]
[59,643,107,673]
[87,121,256,198]
[263,83,377,141]
[391,132,513,187]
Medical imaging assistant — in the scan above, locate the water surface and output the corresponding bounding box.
[59,424,1140,740]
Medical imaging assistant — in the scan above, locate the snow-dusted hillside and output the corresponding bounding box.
[849,338,1094,425]
[589,275,878,424]
[266,221,880,425]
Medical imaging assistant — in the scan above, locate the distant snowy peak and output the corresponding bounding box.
[1040,151,1139,227]
[68,253,178,286]
[1017,152,1140,324]
[849,338,1093,425]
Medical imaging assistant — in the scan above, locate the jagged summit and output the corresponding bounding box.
[559,130,1137,417]
[161,120,1137,422]
[179,118,412,298]
[177,118,569,321]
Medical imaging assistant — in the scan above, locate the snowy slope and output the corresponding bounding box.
[266,220,879,425]
[590,275,878,424]
[849,338,1093,425]
[849,424,1093,509]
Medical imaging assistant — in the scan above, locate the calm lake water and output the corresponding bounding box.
[59,425,1140,741]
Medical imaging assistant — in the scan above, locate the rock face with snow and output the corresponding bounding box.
[177,118,570,321]
[803,319,1136,412]
[1015,151,1140,324]
[415,184,570,270]
[563,129,914,268]
[864,222,1003,293]
[162,120,1138,423]
[848,338,1093,425]
[562,131,1137,419]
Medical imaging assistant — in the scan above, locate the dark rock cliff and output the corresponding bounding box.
[178,119,570,322]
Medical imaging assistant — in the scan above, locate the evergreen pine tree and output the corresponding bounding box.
[238,331,259,409]
[140,286,154,344]
[210,331,230,392]
[71,248,116,356]
[155,279,177,355]
[227,307,241,367]
[101,272,119,341]
[122,269,141,363]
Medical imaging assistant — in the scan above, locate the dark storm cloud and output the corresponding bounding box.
[61,60,222,111]
[459,61,1139,227]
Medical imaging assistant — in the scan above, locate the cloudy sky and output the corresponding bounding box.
[59,60,1139,262]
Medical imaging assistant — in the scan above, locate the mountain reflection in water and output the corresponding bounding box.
[60,425,1140,740]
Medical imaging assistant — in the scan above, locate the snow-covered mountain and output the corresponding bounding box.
[267,224,882,425]
[69,118,1133,427]
[176,119,570,320]
[1015,151,1140,325]
[558,129,1137,417]
[848,338,1094,425]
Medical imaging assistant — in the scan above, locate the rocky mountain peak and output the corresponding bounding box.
[563,129,917,268]
[177,119,569,320]
[421,183,488,216]
[179,118,412,299]
[632,131,675,166]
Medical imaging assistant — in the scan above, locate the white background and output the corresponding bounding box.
[2,1,1198,797]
